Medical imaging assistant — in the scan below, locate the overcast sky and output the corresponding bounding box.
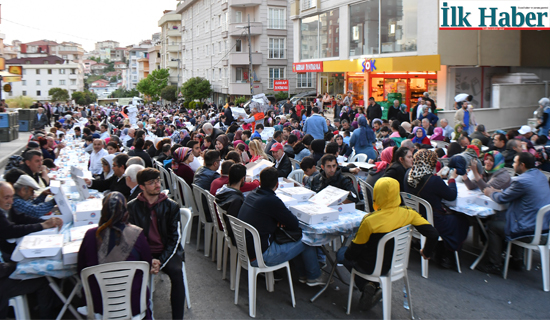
[1,0,177,51]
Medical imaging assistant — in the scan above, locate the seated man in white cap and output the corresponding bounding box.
[8,171,56,219]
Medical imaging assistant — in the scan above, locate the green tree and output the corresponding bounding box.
[180,77,212,102]
[160,85,178,102]
[136,68,170,101]
[72,90,98,105]
[235,96,247,105]
[273,91,289,102]
[109,76,118,83]
[48,88,70,102]
[109,88,139,98]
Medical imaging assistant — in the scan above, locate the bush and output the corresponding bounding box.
[6,96,34,109]
[183,100,190,109]
[189,101,196,109]
[234,96,247,105]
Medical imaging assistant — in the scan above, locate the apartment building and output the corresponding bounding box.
[159,11,182,86]
[124,42,152,90]
[2,55,84,100]
[18,40,85,63]
[95,40,120,51]
[176,0,309,105]
[148,45,161,72]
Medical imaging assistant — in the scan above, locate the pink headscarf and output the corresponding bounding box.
[374,147,394,173]
[430,127,445,141]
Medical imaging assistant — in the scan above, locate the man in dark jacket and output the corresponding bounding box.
[125,164,144,201]
[469,125,491,146]
[19,150,50,187]
[215,164,246,245]
[33,107,49,130]
[128,168,185,320]
[128,138,153,167]
[366,97,382,124]
[237,167,327,286]
[270,143,292,177]
[224,102,235,126]
[85,154,131,198]
[309,154,358,203]
[0,181,61,319]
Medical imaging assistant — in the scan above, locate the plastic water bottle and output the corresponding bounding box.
[403,286,409,310]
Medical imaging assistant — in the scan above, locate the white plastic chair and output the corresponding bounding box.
[349,153,368,163]
[173,174,200,244]
[150,208,192,314]
[400,192,462,278]
[170,170,183,208]
[287,169,304,184]
[9,295,30,320]
[503,204,550,291]
[342,172,364,209]
[157,164,174,198]
[290,158,300,170]
[205,191,226,269]
[346,225,414,320]
[215,203,238,290]
[347,150,356,163]
[81,261,150,320]
[358,179,373,213]
[227,215,296,318]
[192,184,216,257]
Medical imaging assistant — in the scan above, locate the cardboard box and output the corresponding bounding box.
[328,202,356,214]
[11,234,64,262]
[279,187,316,202]
[246,159,273,180]
[74,199,102,222]
[276,193,299,208]
[49,180,74,223]
[308,186,350,207]
[62,240,82,265]
[289,203,339,225]
[70,224,98,241]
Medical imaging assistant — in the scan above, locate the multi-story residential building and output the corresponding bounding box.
[2,55,85,100]
[114,61,127,71]
[82,59,97,74]
[124,42,152,90]
[148,45,161,72]
[95,40,120,51]
[159,10,182,86]
[19,40,84,63]
[110,47,128,62]
[90,63,108,75]
[175,0,307,105]
[138,57,150,79]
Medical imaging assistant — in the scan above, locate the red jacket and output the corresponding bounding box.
[210,176,260,195]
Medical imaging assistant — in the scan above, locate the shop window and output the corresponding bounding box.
[269,67,284,89]
[297,73,313,88]
[349,1,379,56]
[380,0,417,53]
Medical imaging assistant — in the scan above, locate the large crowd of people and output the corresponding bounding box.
[1,92,550,318]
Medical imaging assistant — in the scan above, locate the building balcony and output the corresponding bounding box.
[229,22,262,36]
[229,0,261,7]
[169,75,180,84]
[229,82,262,95]
[158,13,181,27]
[167,61,179,68]
[167,29,180,37]
[167,45,180,52]
[229,52,262,65]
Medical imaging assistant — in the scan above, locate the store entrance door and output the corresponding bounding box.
[368,73,437,111]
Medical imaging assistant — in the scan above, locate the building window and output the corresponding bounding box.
[236,67,247,82]
[36,69,40,75]
[297,73,313,88]
[22,91,27,96]
[44,60,49,64]
[70,79,76,85]
[269,8,286,29]
[268,38,285,59]
[59,80,66,85]
[22,80,26,86]
[60,69,66,74]
[235,11,242,23]
[268,67,284,89]
[349,1,379,55]
[36,80,41,85]
[300,8,340,59]
[48,80,53,85]
[219,68,222,80]
[48,69,52,74]
[380,0,417,53]
[71,69,76,74]
[36,90,41,96]
[235,39,242,52]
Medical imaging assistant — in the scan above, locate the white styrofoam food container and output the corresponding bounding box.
[276,192,299,208]
[11,234,64,261]
[289,203,339,225]
[278,177,295,189]
[74,198,103,221]
[328,202,356,214]
[279,187,316,202]
[70,224,98,241]
[62,240,82,265]
[246,159,273,179]
[474,195,509,211]
[308,185,349,207]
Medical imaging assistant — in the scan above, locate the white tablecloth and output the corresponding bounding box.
[300,209,366,246]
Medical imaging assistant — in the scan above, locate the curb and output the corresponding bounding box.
[0,144,27,171]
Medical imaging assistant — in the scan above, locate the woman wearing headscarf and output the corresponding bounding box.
[536,97,550,136]
[172,147,195,186]
[430,127,445,141]
[454,123,465,140]
[366,147,395,187]
[340,105,350,123]
[171,129,190,146]
[397,104,410,124]
[349,115,377,160]
[77,192,154,319]
[215,134,230,159]
[400,121,412,134]
[463,151,511,191]
[404,149,469,269]
[383,146,414,191]
[411,127,431,146]
[101,154,116,180]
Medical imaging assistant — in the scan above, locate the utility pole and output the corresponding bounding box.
[247,14,253,96]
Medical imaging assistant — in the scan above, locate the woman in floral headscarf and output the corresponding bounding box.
[172,147,195,186]
[463,151,511,191]
[404,149,469,268]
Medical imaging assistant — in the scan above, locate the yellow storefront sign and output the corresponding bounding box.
[323,55,441,73]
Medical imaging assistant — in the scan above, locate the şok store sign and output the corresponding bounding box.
[439,0,550,30]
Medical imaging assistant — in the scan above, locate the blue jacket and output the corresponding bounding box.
[491,169,550,240]
[303,114,328,140]
[193,166,221,191]
[418,112,439,127]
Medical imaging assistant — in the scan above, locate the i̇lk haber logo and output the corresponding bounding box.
[439,1,550,30]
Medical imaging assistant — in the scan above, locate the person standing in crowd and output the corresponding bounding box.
[128,168,185,320]
[303,107,328,140]
[349,115,377,160]
[366,97,382,124]
[33,107,49,130]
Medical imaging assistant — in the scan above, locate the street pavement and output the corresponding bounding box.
[151,224,549,319]
[0,132,32,174]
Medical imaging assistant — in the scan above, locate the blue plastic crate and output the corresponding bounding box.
[19,120,29,132]
[0,113,9,128]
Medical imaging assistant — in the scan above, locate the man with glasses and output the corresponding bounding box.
[128,168,185,319]
[84,154,131,199]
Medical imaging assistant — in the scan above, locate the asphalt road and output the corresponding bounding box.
[151,220,549,319]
